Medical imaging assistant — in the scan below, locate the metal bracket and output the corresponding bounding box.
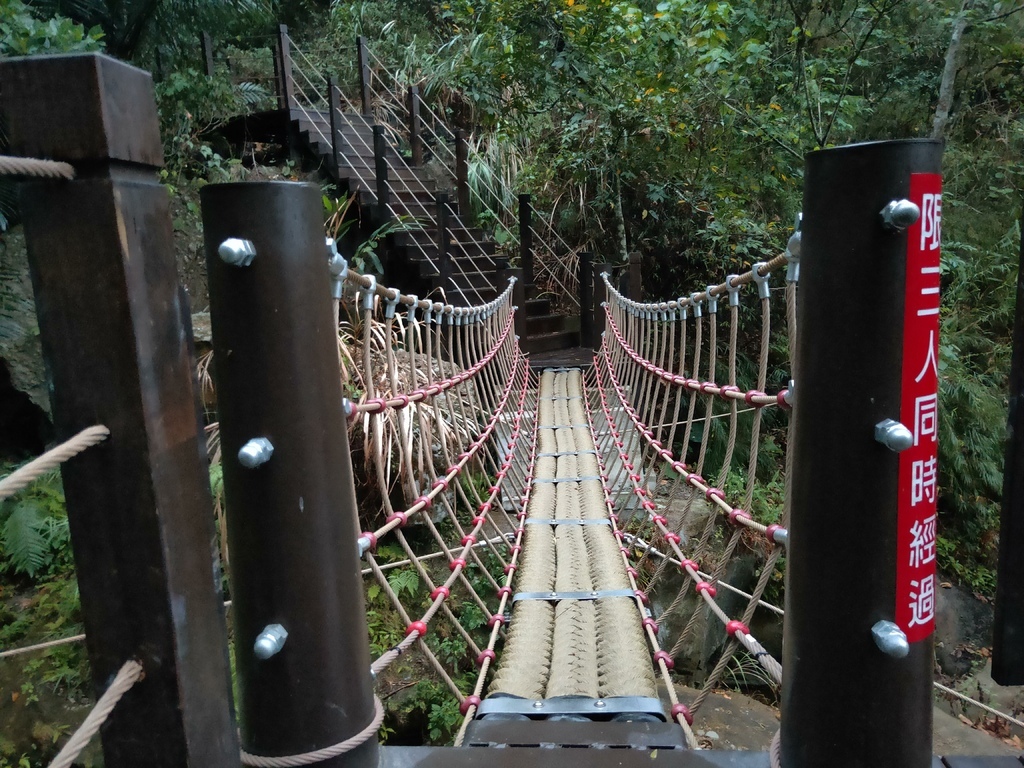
[476,695,667,721]
[705,286,718,315]
[525,518,612,526]
[751,263,771,300]
[513,589,635,602]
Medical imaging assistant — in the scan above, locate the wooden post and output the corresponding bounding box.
[0,53,238,766]
[201,181,378,768]
[783,139,942,768]
[408,86,423,167]
[328,75,342,174]
[500,267,527,343]
[519,193,534,286]
[593,262,613,349]
[627,251,642,300]
[455,129,471,215]
[357,35,372,116]
[579,251,594,347]
[994,203,1024,685]
[275,24,294,110]
[373,125,390,220]
[201,31,214,77]
[437,192,452,290]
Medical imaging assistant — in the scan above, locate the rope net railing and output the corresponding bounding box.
[584,246,800,742]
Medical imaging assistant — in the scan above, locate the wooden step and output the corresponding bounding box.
[522,330,581,354]
[525,296,551,315]
[526,313,568,336]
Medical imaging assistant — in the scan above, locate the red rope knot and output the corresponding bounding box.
[393,394,411,409]
[671,703,694,726]
[629,473,642,483]
[719,385,741,400]
[459,695,482,716]
[487,613,505,628]
[461,534,476,546]
[615,440,624,449]
[365,397,387,412]
[695,581,717,598]
[359,531,378,553]
[699,381,716,394]
[472,515,487,527]
[425,384,442,397]
[705,487,725,502]
[414,496,433,510]
[651,514,668,527]
[503,563,517,574]
[742,389,764,405]
[654,650,675,670]
[624,461,635,472]
[476,650,496,667]
[457,452,470,462]
[686,473,706,486]
[608,513,619,524]
[726,620,749,637]
[634,589,649,605]
[449,558,467,572]
[515,527,525,537]
[497,586,513,599]
[766,524,786,545]
[642,429,654,441]
[642,617,659,634]
[614,529,626,541]
[406,621,428,637]
[387,511,409,528]
[489,485,501,495]
[619,547,631,556]
[671,461,688,474]
[729,508,752,526]
[776,389,792,410]
[673,374,686,385]
[626,566,639,578]
[651,439,663,450]
[664,532,681,545]
[430,586,451,601]
[433,478,450,493]
[605,499,615,511]
[516,511,527,521]
[496,469,507,479]
[680,558,700,574]
[510,544,522,555]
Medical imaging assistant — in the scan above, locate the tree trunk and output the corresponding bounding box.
[932,0,973,139]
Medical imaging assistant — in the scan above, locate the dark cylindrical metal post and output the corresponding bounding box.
[519,193,533,286]
[455,130,470,215]
[994,204,1024,685]
[201,32,214,77]
[437,192,452,290]
[356,36,371,116]
[579,251,594,347]
[328,76,342,174]
[593,262,613,349]
[783,139,942,768]
[408,86,423,167]
[201,182,378,767]
[373,125,390,220]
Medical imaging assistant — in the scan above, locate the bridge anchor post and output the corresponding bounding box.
[201,180,378,768]
[783,139,942,768]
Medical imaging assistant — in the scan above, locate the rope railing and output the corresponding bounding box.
[587,235,800,728]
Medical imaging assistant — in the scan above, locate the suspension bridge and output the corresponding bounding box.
[0,49,1022,768]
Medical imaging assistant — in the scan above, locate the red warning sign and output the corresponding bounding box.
[895,173,942,643]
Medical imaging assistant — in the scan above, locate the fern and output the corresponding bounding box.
[2,502,49,578]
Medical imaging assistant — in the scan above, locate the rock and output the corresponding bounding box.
[934,581,993,677]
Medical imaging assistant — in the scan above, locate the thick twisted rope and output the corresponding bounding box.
[47,660,143,768]
[0,155,75,179]
[0,426,110,503]
[240,697,384,767]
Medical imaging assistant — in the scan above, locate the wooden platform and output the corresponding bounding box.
[527,346,596,370]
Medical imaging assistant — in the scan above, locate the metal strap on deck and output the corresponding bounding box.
[536,450,599,457]
[541,367,584,372]
[525,518,612,526]
[538,424,591,429]
[476,695,667,721]
[512,588,634,602]
[538,395,585,401]
[532,475,602,484]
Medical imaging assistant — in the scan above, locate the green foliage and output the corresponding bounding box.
[0,0,104,57]
[0,471,72,580]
